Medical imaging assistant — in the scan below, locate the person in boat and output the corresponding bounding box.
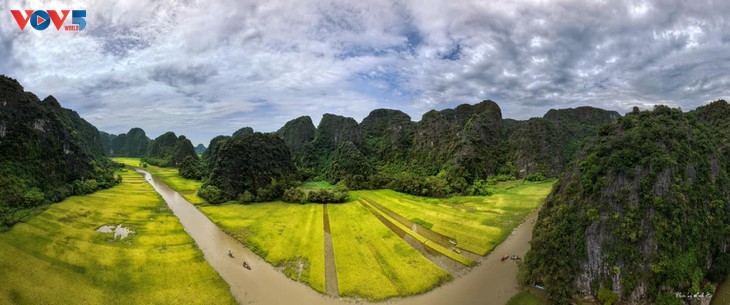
[228,250,233,257]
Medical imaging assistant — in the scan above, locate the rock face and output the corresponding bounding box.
[0,75,116,224]
[505,107,622,177]
[204,132,295,199]
[201,135,230,176]
[411,100,504,180]
[107,127,150,157]
[273,100,622,186]
[146,132,198,167]
[194,144,206,155]
[314,113,364,150]
[360,109,415,162]
[507,118,564,177]
[524,106,730,304]
[276,116,316,158]
[232,127,254,138]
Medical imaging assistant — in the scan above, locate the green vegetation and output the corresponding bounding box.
[0,169,235,304]
[301,181,335,190]
[113,158,204,205]
[201,132,296,203]
[354,179,555,255]
[357,198,475,266]
[598,287,618,305]
[525,105,730,304]
[143,132,198,168]
[102,127,150,157]
[506,290,547,305]
[282,187,349,204]
[199,202,326,293]
[327,202,450,300]
[0,76,118,229]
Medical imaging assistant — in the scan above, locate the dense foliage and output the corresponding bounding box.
[200,132,296,203]
[523,105,730,304]
[101,127,150,157]
[232,126,254,138]
[0,76,118,228]
[143,132,198,167]
[178,155,202,180]
[281,186,349,204]
[506,107,621,177]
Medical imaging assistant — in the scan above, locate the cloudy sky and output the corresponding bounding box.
[1,0,728,145]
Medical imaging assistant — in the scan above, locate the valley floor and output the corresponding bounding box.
[2,157,557,304]
[200,176,555,301]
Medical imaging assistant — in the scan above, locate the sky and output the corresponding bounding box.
[0,0,728,145]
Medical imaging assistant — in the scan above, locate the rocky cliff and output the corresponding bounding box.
[0,76,117,227]
[524,105,730,304]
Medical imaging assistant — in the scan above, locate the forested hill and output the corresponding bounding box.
[274,100,621,195]
[100,128,150,157]
[0,76,118,229]
[524,104,730,304]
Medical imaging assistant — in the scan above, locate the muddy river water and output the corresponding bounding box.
[138,169,537,305]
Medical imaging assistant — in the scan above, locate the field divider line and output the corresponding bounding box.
[323,204,339,297]
[358,200,476,266]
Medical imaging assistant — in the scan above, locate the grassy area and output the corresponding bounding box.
[113,157,205,205]
[353,179,555,255]
[506,290,547,305]
[300,181,336,190]
[0,169,235,305]
[199,202,326,293]
[328,202,451,301]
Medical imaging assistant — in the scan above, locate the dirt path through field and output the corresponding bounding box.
[138,168,539,305]
[323,204,339,297]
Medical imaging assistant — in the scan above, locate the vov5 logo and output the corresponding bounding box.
[11,9,86,31]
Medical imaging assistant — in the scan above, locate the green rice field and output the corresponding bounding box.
[108,159,554,301]
[199,202,327,293]
[353,179,555,255]
[0,169,235,304]
[327,202,450,300]
[113,158,205,205]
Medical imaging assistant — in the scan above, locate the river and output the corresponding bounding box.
[137,169,537,305]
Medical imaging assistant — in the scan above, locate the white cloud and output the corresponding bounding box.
[0,0,728,145]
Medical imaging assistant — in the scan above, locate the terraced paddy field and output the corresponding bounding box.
[0,169,235,305]
[113,158,205,205]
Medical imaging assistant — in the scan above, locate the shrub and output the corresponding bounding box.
[654,293,681,305]
[525,172,546,182]
[23,188,46,207]
[597,287,617,305]
[465,179,493,196]
[306,188,349,203]
[199,185,226,204]
[282,188,308,204]
[237,191,255,203]
[75,179,99,195]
